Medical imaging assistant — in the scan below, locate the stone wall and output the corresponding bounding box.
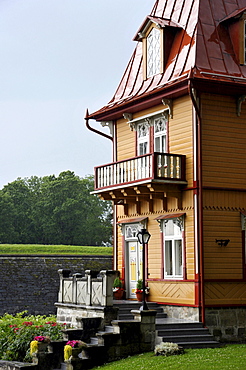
[0,255,112,316]
[205,307,246,342]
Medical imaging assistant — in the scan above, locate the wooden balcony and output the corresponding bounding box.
[94,152,186,191]
[94,153,186,213]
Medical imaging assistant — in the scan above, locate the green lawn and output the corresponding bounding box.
[94,345,246,370]
[0,244,112,255]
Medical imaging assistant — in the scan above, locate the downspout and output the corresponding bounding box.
[84,109,113,142]
[188,80,205,324]
[84,108,117,270]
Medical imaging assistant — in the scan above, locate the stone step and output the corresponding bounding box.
[90,337,98,345]
[158,327,211,336]
[114,301,167,321]
[156,320,204,330]
[175,341,221,349]
[160,334,216,343]
[156,318,220,349]
[0,362,37,370]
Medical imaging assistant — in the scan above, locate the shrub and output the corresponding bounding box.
[154,342,184,357]
[0,311,64,362]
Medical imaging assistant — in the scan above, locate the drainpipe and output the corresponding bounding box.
[84,109,117,271]
[84,109,113,142]
[188,80,205,324]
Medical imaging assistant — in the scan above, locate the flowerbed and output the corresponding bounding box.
[0,311,65,362]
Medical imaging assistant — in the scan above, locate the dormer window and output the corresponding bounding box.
[134,16,182,81]
[147,27,161,77]
[220,8,246,65]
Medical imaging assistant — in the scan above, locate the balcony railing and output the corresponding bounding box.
[95,152,186,190]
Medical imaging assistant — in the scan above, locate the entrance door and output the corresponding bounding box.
[126,240,142,299]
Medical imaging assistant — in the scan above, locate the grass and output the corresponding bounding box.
[0,244,113,255]
[94,345,246,370]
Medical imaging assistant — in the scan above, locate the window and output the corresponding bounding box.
[137,122,149,155]
[164,217,183,279]
[241,212,246,280]
[154,116,167,153]
[147,27,161,78]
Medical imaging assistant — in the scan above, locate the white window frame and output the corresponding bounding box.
[163,217,184,279]
[137,122,150,156]
[154,116,167,153]
[147,27,161,78]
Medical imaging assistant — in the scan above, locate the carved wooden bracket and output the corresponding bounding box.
[162,98,173,119]
[237,95,246,116]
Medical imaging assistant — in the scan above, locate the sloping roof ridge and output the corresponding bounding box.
[219,5,246,23]
[148,15,184,28]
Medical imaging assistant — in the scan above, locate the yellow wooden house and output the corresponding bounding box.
[86,0,246,338]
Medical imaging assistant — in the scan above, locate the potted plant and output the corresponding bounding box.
[30,336,51,354]
[64,340,87,362]
[113,277,124,299]
[135,279,150,301]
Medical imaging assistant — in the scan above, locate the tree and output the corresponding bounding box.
[0,172,112,245]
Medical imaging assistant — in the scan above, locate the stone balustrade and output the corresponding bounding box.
[58,269,118,307]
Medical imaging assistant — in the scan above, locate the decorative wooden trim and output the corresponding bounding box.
[162,98,173,118]
[183,230,187,280]
[237,94,246,116]
[122,233,125,286]
[160,231,164,279]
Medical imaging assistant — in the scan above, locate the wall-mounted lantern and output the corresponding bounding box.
[215,239,230,247]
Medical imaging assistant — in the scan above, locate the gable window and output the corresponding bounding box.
[147,27,161,78]
[137,122,149,155]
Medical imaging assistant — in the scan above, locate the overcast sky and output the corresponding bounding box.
[0,0,152,189]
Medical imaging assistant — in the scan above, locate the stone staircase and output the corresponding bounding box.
[156,317,220,349]
[113,300,220,349]
[113,300,167,320]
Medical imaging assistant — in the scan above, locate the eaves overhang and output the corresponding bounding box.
[191,70,246,96]
[88,76,189,122]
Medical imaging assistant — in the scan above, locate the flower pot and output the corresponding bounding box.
[113,289,124,300]
[136,291,143,302]
[72,347,82,359]
[37,342,49,353]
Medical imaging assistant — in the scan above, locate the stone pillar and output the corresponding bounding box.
[131,310,157,351]
[58,269,71,303]
[100,270,119,306]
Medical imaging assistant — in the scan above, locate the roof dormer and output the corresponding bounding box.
[220,7,246,65]
[133,16,182,80]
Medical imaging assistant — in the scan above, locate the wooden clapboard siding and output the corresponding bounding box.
[205,282,246,305]
[203,209,243,279]
[133,104,165,119]
[169,96,193,186]
[148,280,195,305]
[203,189,246,209]
[116,117,135,161]
[201,93,246,188]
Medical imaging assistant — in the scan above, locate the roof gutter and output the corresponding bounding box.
[188,77,205,325]
[84,109,113,141]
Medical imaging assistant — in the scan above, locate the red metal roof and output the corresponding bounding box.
[89,0,246,120]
